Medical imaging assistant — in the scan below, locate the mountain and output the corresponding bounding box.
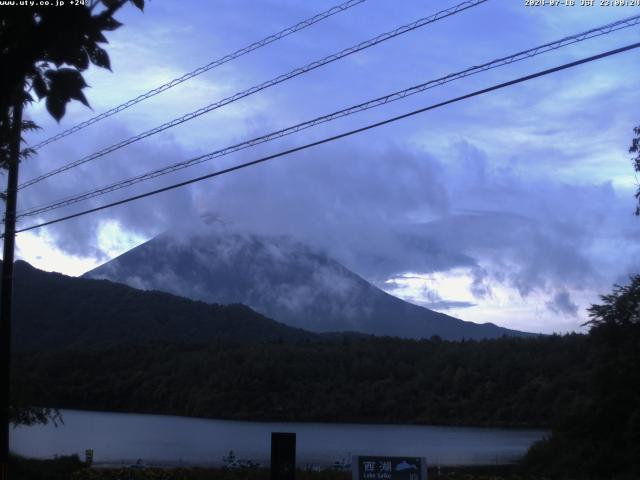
[84,230,533,340]
[8,260,320,352]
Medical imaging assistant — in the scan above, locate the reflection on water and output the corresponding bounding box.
[11,410,547,467]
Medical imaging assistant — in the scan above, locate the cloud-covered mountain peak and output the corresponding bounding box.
[84,228,533,340]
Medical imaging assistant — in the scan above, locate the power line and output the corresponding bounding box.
[30,0,369,151]
[11,41,640,237]
[17,13,640,219]
[18,0,488,190]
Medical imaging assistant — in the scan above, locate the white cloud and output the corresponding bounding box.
[15,232,99,277]
[383,268,592,334]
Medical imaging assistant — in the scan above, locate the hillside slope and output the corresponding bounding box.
[85,230,533,340]
[8,260,318,352]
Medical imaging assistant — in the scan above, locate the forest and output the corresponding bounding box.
[10,276,640,479]
[13,333,588,428]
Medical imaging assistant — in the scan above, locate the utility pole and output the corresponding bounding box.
[0,98,23,480]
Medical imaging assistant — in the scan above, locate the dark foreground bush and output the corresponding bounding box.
[10,454,85,480]
[8,459,551,480]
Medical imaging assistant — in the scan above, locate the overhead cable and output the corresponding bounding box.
[18,13,640,218]
[30,0,369,150]
[18,0,488,190]
[11,41,640,236]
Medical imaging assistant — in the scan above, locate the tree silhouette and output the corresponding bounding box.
[586,275,640,328]
[1,0,144,130]
[630,125,640,216]
[0,1,144,476]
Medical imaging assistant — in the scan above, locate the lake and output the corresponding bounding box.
[11,410,547,467]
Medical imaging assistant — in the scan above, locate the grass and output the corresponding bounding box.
[10,456,548,480]
[10,454,85,480]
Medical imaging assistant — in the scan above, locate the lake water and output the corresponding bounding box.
[11,410,547,467]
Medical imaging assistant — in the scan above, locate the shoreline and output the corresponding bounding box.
[29,407,553,431]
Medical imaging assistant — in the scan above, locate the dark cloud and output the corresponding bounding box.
[12,0,640,332]
[188,136,639,321]
[404,285,476,311]
[546,291,579,316]
[18,117,640,325]
[18,122,199,259]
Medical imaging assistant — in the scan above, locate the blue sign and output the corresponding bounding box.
[353,456,427,480]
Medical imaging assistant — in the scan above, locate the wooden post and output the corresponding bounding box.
[271,432,296,480]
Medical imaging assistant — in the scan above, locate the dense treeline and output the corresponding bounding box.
[523,324,640,478]
[13,334,589,428]
[523,276,640,479]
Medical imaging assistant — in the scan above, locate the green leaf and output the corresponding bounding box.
[92,30,109,44]
[131,0,144,10]
[45,68,90,119]
[87,44,110,70]
[21,120,41,132]
[70,89,90,108]
[20,147,37,160]
[46,68,87,91]
[46,95,66,122]
[32,74,48,99]
[100,15,123,31]
[72,48,90,71]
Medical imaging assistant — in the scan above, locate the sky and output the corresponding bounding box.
[8,0,640,334]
